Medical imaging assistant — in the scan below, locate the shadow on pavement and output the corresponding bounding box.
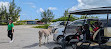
[0,42,8,44]
[23,43,39,48]
[44,42,60,49]
[22,42,60,49]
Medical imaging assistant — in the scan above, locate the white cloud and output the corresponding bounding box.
[21,14,26,15]
[32,5,36,8]
[69,0,111,11]
[23,2,34,5]
[24,2,37,8]
[48,7,57,10]
[39,8,44,12]
[36,7,57,13]
[36,8,44,13]
[0,1,9,9]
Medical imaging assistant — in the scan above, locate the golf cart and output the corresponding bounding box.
[53,19,107,44]
[68,7,111,49]
[54,7,111,49]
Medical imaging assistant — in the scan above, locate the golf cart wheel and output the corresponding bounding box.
[57,36,63,44]
[101,38,109,44]
[72,44,77,49]
[72,45,82,49]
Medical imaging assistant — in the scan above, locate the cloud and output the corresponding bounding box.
[21,14,26,15]
[23,2,34,5]
[39,8,44,12]
[48,7,57,10]
[32,5,36,8]
[36,7,57,13]
[23,2,36,8]
[0,1,9,9]
[36,8,44,13]
[69,0,111,11]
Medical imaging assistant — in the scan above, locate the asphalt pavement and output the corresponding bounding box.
[0,25,70,49]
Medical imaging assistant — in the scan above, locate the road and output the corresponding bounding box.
[0,25,72,49]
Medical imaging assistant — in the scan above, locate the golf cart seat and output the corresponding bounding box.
[103,27,111,46]
[104,27,111,37]
[77,29,101,46]
[93,29,101,40]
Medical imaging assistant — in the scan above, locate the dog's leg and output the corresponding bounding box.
[39,31,42,47]
[39,36,42,47]
[44,34,46,45]
[47,36,49,44]
[39,38,41,47]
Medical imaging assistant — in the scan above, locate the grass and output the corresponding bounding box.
[32,24,50,29]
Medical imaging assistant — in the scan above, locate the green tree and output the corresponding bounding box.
[41,9,54,24]
[0,0,21,24]
[9,0,21,22]
[79,15,98,19]
[51,9,78,22]
[0,5,8,23]
[64,9,69,17]
[35,19,39,20]
[51,15,77,22]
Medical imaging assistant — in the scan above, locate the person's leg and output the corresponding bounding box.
[8,30,13,40]
[8,30,11,40]
[10,32,13,40]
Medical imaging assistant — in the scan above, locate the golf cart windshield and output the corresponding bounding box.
[100,19,111,27]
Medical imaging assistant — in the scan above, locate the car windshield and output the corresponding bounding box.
[68,20,84,26]
[51,21,62,25]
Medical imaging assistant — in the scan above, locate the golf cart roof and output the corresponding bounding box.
[69,7,111,15]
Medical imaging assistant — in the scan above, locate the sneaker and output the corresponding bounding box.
[9,39,14,43]
[12,39,14,42]
[9,41,12,43]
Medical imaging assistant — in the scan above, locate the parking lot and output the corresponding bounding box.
[0,25,72,49]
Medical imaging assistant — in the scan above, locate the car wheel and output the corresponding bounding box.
[57,36,63,44]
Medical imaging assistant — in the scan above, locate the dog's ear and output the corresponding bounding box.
[53,47,62,49]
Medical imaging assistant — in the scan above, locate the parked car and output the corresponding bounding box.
[53,19,110,44]
[49,21,71,33]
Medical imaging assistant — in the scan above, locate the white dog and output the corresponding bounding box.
[38,28,51,47]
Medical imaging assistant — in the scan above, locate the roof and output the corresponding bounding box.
[69,7,111,15]
[73,18,111,22]
[21,20,40,21]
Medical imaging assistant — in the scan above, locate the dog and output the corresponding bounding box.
[38,27,51,47]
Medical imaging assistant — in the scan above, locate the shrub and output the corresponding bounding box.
[32,24,49,29]
[0,23,7,25]
[13,23,25,25]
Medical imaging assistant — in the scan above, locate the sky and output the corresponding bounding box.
[0,0,111,20]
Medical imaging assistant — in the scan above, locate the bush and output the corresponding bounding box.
[0,23,7,25]
[32,24,49,29]
[17,20,27,22]
[13,23,25,25]
[14,20,27,25]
